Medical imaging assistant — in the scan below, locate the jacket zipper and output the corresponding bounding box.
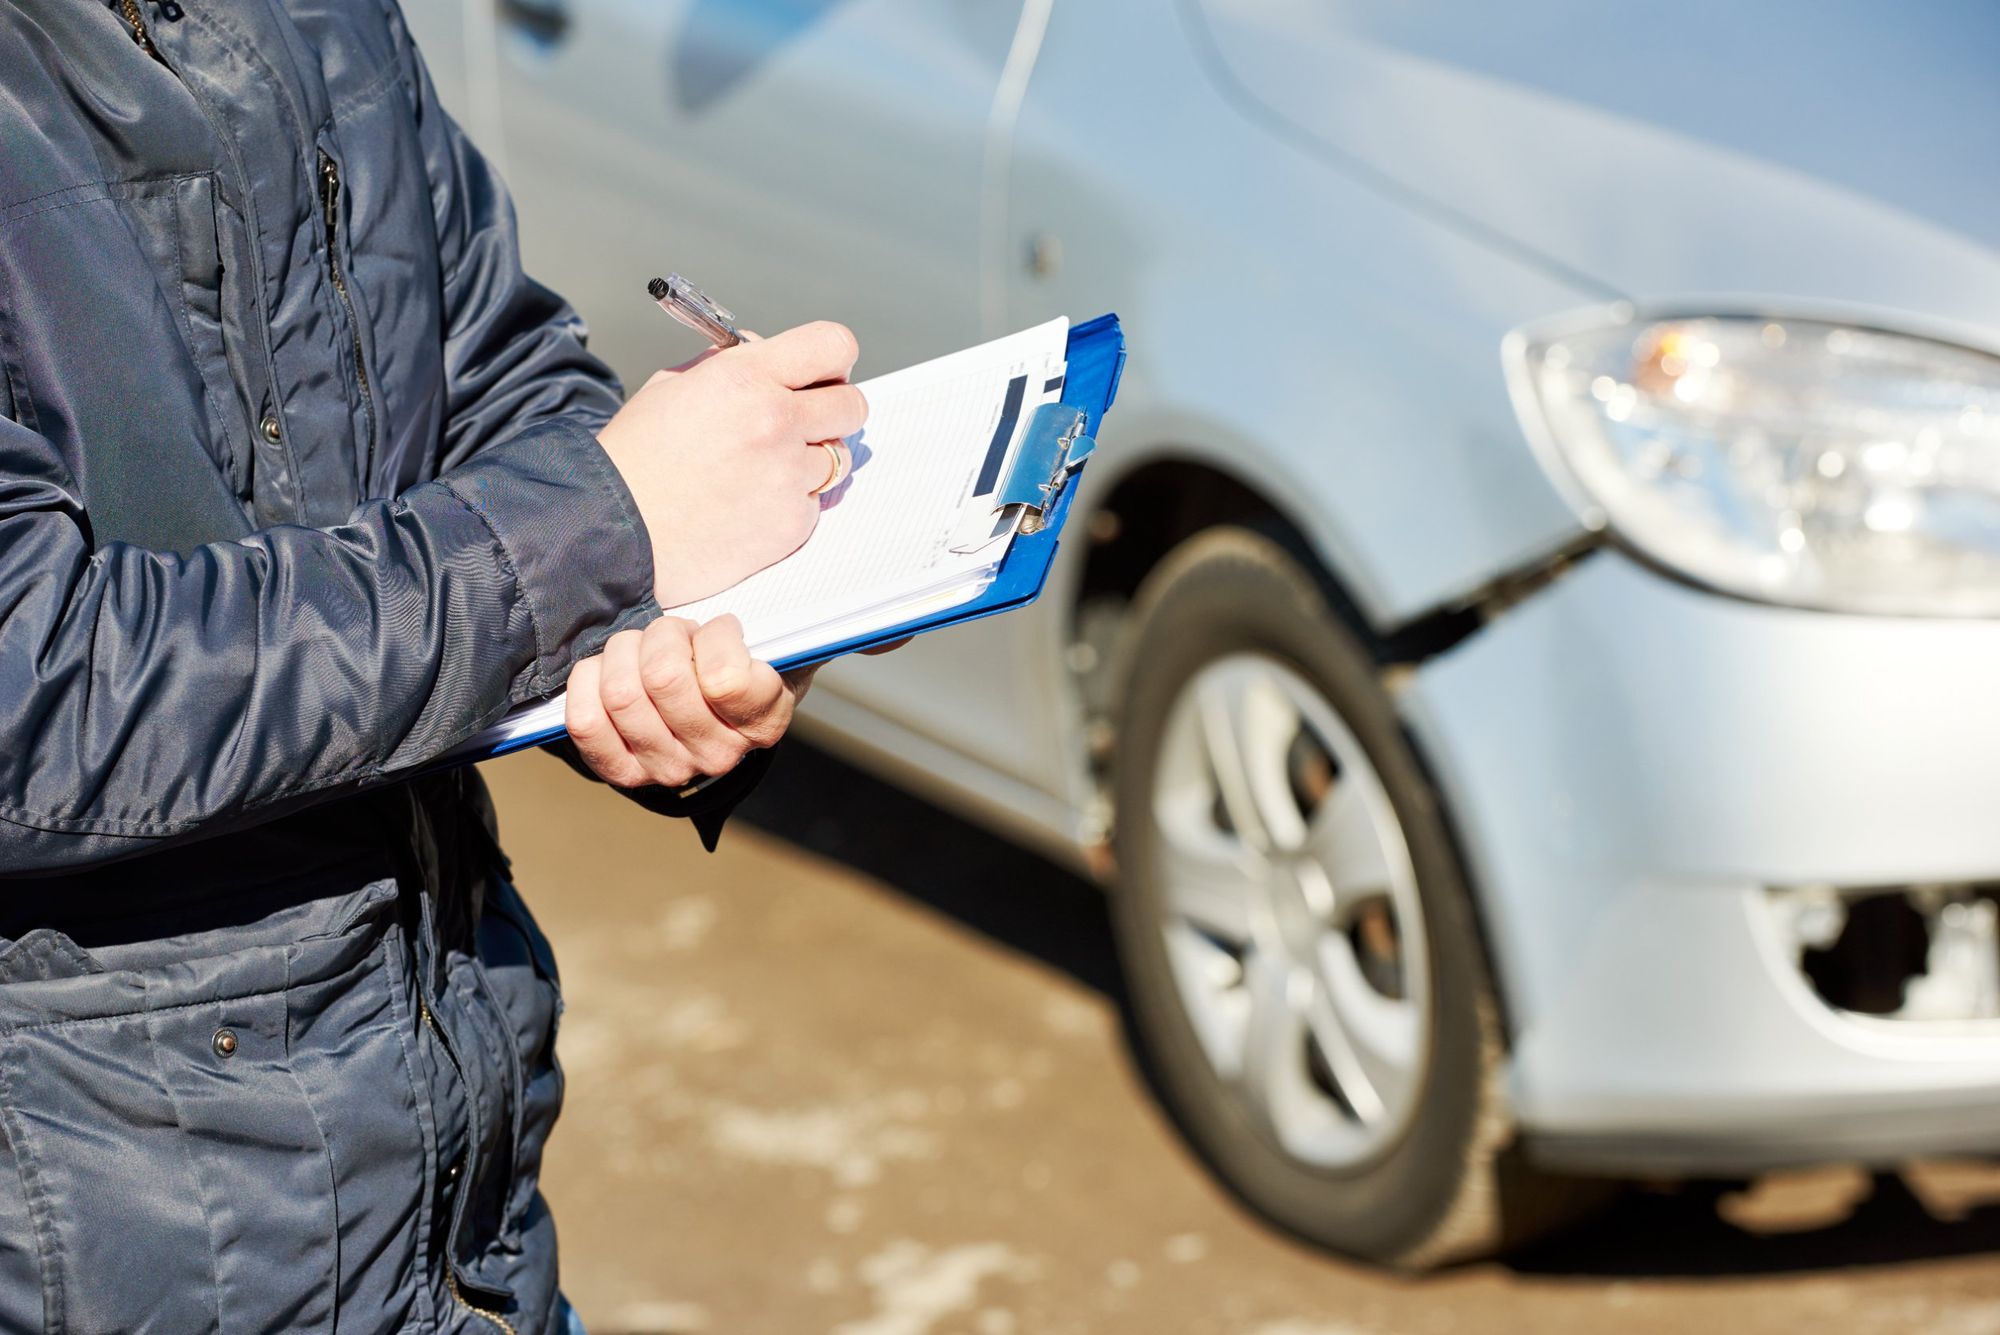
[446,1268,517,1335]
[113,0,181,60]
[419,1001,519,1335]
[114,0,156,56]
[104,0,302,526]
[318,150,379,480]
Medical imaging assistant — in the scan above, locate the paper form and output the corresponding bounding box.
[669,317,1069,646]
[451,316,1070,759]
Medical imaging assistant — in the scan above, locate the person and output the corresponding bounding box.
[0,1,863,1330]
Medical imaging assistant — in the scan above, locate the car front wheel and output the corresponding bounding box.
[1110,525,1593,1267]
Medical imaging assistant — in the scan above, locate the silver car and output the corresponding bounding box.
[408,0,2000,1266]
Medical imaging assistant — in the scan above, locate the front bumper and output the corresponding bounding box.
[1404,552,2000,1174]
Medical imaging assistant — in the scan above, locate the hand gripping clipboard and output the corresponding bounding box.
[468,313,1127,763]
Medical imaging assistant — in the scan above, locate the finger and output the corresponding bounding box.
[780,664,818,707]
[599,627,700,785]
[565,655,646,788]
[791,382,868,444]
[860,637,910,656]
[693,616,790,747]
[737,320,859,389]
[642,616,750,774]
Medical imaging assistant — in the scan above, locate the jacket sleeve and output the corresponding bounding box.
[391,9,771,837]
[0,412,657,876]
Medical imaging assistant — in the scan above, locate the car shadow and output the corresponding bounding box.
[1508,1171,2000,1278]
[735,739,2000,1281]
[734,735,1124,1000]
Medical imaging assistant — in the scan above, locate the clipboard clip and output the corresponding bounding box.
[994,402,1096,535]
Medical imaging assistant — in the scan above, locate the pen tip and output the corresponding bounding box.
[647,276,670,301]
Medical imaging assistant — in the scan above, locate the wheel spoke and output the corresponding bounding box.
[1238,670,1310,851]
[1241,947,1313,1131]
[1305,776,1395,902]
[1156,826,1256,945]
[1197,666,1309,853]
[1196,671,1268,851]
[1164,929,1252,1078]
[1312,934,1421,1121]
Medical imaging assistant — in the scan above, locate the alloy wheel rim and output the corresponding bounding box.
[1149,653,1431,1169]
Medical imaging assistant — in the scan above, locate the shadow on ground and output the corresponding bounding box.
[735,735,1123,998]
[1509,1172,2000,1279]
[736,739,2000,1283]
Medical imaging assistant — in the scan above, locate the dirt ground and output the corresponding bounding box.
[482,742,2000,1335]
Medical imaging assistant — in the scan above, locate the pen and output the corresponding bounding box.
[648,274,742,349]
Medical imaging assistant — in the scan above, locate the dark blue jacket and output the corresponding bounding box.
[0,0,712,1328]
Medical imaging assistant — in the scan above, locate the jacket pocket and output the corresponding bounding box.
[0,1005,244,1333]
[118,172,255,498]
[0,883,410,1334]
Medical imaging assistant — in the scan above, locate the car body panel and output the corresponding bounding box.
[1006,0,1592,627]
[990,0,1601,817]
[1189,0,2000,334]
[1405,552,2000,1149]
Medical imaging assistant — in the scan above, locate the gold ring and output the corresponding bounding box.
[810,440,851,496]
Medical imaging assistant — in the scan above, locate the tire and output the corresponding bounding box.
[1109,526,1600,1268]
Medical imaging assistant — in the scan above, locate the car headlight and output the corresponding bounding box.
[1506,310,2000,615]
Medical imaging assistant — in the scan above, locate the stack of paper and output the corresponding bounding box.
[457,316,1071,758]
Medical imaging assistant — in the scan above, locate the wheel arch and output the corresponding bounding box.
[1068,455,1483,667]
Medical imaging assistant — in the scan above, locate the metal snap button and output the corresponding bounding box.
[446,1157,462,1183]
[212,1028,238,1058]
[260,415,282,444]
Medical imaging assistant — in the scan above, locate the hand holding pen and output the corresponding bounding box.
[649,274,853,497]
[594,290,867,609]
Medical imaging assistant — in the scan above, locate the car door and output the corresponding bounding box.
[450,0,1075,794]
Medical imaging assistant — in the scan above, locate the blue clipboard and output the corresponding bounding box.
[470,313,1126,763]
